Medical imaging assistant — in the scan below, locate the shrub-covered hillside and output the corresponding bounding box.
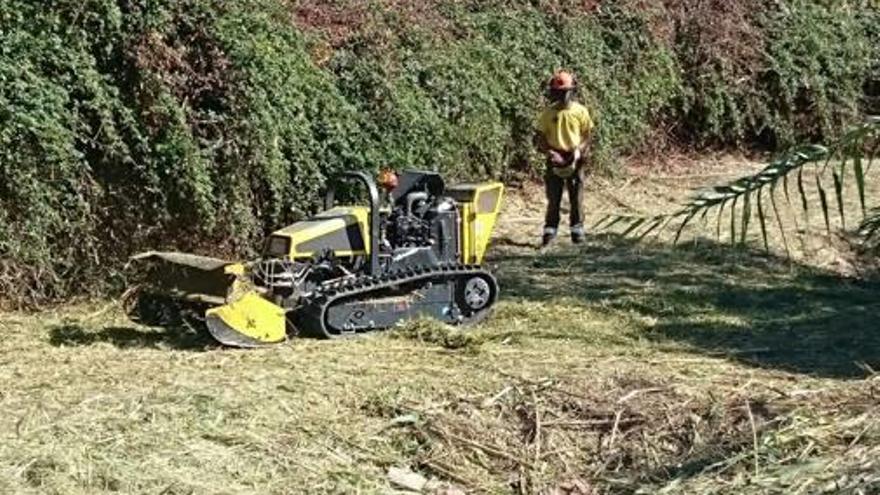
[1,0,877,303]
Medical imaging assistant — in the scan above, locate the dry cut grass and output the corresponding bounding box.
[1,156,878,494]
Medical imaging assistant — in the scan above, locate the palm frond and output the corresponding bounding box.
[597,117,880,249]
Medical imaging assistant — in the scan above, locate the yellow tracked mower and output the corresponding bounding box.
[129,171,504,347]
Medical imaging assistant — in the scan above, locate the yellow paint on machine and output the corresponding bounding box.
[270,206,371,259]
[205,292,286,346]
[455,182,504,264]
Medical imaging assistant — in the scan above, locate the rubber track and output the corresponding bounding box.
[296,263,497,339]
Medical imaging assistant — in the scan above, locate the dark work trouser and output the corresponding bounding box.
[544,161,585,236]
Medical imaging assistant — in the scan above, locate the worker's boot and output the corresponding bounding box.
[571,225,585,244]
[541,227,557,247]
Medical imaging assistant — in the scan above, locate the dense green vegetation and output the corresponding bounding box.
[1,0,878,303]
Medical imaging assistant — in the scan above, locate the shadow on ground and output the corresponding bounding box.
[491,234,880,379]
[49,323,213,350]
[49,295,215,350]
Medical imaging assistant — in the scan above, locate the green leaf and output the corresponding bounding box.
[729,195,738,245]
[782,174,792,207]
[816,175,831,234]
[674,211,697,245]
[831,169,845,230]
[797,168,808,214]
[740,191,752,245]
[853,154,866,216]
[756,190,769,251]
[769,188,791,258]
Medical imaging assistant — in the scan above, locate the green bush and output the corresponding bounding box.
[0,0,876,303]
[670,0,876,146]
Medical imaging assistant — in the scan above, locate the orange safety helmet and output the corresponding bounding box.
[377,169,398,191]
[549,70,576,90]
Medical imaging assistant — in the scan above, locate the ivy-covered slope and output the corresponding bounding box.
[0,0,877,303]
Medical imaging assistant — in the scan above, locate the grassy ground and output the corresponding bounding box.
[1,157,878,494]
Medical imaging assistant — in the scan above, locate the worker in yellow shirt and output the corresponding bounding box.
[535,70,595,247]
